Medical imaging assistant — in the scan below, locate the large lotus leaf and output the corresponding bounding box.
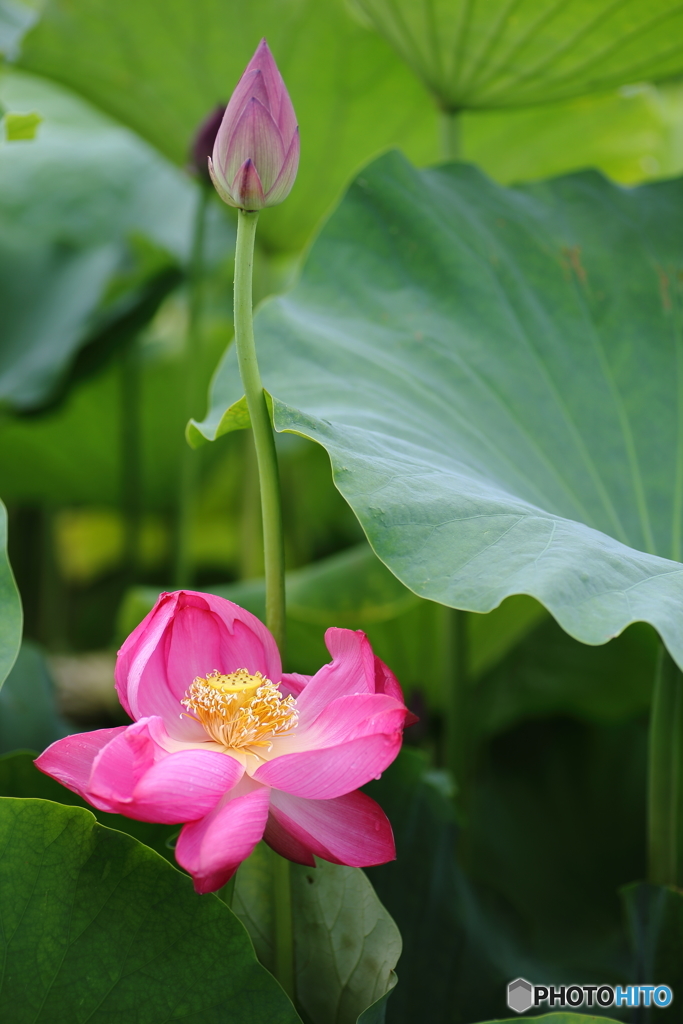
[16,0,437,255]
[195,151,683,666]
[351,0,683,110]
[0,799,300,1023]
[0,70,207,411]
[0,500,21,686]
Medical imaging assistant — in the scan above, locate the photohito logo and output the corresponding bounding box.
[507,979,673,1014]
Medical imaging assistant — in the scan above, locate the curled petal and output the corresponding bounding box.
[87,717,243,822]
[176,781,271,893]
[265,788,395,867]
[279,671,310,699]
[374,655,418,725]
[35,726,127,800]
[295,628,377,729]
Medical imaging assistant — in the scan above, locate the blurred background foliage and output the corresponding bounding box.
[2,0,683,1020]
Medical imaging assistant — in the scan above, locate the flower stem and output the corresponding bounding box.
[233,209,286,655]
[272,850,295,1000]
[445,607,469,808]
[439,108,461,162]
[174,185,211,588]
[648,644,683,884]
[233,208,291,998]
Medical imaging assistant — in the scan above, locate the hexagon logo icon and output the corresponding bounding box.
[508,978,533,1013]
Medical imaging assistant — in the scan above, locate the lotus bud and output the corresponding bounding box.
[208,39,299,211]
[189,104,226,186]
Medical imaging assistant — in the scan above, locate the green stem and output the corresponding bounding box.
[439,108,461,162]
[173,186,210,588]
[233,208,291,997]
[445,607,469,808]
[272,851,294,999]
[233,209,286,654]
[648,645,683,885]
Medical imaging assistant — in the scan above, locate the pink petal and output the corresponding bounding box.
[87,717,242,822]
[216,68,270,148]
[246,39,293,138]
[288,692,408,751]
[223,97,284,193]
[35,726,127,799]
[208,155,237,207]
[176,781,271,893]
[253,729,404,799]
[295,629,377,729]
[374,656,404,702]
[118,590,281,739]
[264,128,299,207]
[265,788,395,867]
[116,590,179,719]
[230,158,266,210]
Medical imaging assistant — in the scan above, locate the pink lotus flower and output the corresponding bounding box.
[208,39,299,211]
[36,591,410,893]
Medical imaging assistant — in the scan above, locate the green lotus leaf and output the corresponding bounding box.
[352,0,683,109]
[195,151,683,665]
[0,798,301,1022]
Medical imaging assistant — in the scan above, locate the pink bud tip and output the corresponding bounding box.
[210,39,299,211]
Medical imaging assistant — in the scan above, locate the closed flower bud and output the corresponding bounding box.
[209,39,300,211]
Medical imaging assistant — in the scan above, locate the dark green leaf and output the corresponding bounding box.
[233,844,400,1024]
[195,152,683,665]
[364,749,533,1024]
[0,500,21,687]
[0,798,301,1022]
[352,0,683,109]
[474,618,658,737]
[466,716,646,980]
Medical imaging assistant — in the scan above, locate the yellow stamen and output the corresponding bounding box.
[181,669,298,753]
